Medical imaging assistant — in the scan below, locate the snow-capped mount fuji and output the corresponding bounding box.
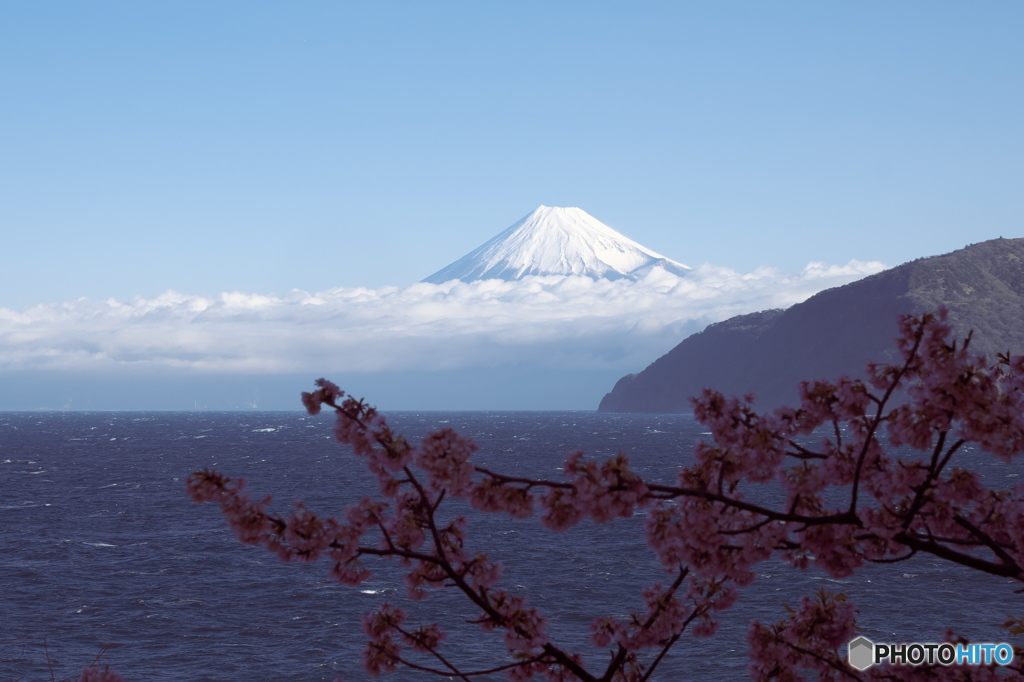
[422,206,690,284]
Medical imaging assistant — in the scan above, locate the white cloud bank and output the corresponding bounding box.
[0,260,886,375]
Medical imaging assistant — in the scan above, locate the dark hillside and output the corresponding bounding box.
[598,238,1024,412]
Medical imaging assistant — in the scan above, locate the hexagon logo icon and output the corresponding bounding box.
[848,636,875,671]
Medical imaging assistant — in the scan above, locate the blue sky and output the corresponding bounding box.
[4,2,1021,306]
[1,2,1021,409]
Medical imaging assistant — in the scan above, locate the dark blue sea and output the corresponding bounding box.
[1,412,1020,681]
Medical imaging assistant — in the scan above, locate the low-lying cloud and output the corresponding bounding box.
[0,260,886,376]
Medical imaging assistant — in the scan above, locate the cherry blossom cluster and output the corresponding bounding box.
[748,589,857,680]
[749,590,1024,681]
[189,309,1024,680]
[78,668,125,682]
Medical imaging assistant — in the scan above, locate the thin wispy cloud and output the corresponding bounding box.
[0,260,886,375]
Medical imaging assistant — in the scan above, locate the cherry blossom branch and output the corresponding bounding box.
[387,460,593,680]
[786,442,828,460]
[899,430,950,528]
[473,466,571,490]
[369,640,472,681]
[647,476,1024,578]
[847,325,923,515]
[646,483,856,525]
[636,573,699,682]
[892,529,1020,577]
[952,515,1018,568]
[772,637,861,681]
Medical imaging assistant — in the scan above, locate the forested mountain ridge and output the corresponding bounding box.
[598,238,1024,412]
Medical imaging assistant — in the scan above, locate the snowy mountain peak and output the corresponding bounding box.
[422,206,690,284]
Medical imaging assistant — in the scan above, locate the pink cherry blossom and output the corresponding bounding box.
[78,668,124,682]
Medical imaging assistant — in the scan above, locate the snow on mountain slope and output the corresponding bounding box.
[422,206,690,284]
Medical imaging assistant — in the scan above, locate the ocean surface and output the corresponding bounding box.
[1,411,1020,681]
